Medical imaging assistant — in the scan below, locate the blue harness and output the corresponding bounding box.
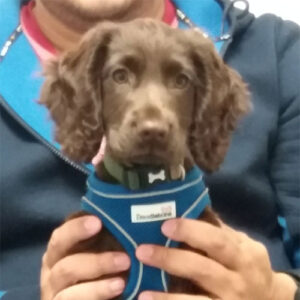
[81,166,211,299]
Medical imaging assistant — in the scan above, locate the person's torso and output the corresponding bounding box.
[0,0,294,294]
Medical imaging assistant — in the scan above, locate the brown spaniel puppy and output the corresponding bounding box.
[40,19,250,297]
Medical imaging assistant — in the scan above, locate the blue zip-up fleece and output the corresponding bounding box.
[1,0,300,299]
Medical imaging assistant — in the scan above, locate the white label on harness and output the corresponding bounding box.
[131,201,176,223]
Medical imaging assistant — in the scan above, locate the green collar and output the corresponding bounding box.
[103,155,173,190]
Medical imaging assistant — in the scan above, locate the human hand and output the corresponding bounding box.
[41,215,131,300]
[136,218,297,300]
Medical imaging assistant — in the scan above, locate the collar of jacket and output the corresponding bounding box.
[218,0,254,55]
[172,0,254,55]
[0,0,254,175]
[81,166,211,298]
[0,0,254,50]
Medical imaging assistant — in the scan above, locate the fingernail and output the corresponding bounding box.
[84,217,101,234]
[136,245,154,261]
[139,292,153,300]
[109,278,125,293]
[161,219,177,237]
[114,254,130,270]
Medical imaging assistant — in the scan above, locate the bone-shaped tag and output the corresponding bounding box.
[148,169,166,184]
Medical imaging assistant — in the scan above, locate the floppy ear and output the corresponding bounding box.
[39,22,118,163]
[187,31,251,172]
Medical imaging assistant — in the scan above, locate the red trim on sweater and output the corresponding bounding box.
[20,1,57,60]
[163,0,176,24]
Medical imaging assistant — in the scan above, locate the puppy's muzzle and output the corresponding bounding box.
[136,119,170,144]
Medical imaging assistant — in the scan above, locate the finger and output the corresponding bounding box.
[161,219,240,268]
[46,215,102,268]
[53,277,125,300]
[138,291,213,300]
[220,221,249,242]
[220,223,260,266]
[136,245,234,296]
[50,252,130,295]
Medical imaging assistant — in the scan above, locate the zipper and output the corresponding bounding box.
[0,25,22,63]
[174,0,247,58]
[0,24,90,176]
[176,8,232,43]
[0,95,90,176]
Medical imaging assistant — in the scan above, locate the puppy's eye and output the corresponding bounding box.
[112,69,129,84]
[174,73,190,89]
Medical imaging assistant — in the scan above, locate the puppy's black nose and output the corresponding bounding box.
[137,120,169,143]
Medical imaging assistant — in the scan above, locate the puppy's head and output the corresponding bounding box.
[40,19,250,172]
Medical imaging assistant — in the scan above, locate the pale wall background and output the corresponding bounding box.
[236,0,300,25]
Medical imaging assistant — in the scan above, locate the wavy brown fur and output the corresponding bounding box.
[186,30,250,171]
[40,19,251,297]
[40,24,119,162]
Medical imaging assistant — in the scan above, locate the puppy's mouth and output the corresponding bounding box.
[128,146,169,166]
[129,154,165,166]
[107,134,180,167]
